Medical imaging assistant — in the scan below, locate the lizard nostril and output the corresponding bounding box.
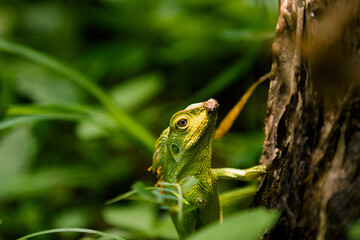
[205,98,219,112]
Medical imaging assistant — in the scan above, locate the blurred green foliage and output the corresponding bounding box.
[188,208,279,240]
[347,220,360,240]
[0,0,277,239]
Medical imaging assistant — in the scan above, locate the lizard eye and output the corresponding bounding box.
[177,119,187,128]
[172,114,190,131]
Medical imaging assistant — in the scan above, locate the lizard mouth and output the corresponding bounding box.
[205,98,219,112]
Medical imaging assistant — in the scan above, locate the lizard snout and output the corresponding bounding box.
[205,98,219,112]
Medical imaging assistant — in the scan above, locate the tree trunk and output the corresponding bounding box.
[251,0,360,239]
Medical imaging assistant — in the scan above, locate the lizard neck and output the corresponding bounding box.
[176,146,212,181]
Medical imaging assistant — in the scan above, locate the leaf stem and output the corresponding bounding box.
[17,228,125,240]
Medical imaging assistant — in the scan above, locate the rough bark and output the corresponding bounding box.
[252,0,360,239]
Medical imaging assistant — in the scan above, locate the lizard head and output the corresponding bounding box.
[150,99,219,182]
[168,98,219,152]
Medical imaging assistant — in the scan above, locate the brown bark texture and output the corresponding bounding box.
[251,0,360,239]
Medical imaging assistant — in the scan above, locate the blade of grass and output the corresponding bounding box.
[7,104,94,116]
[214,72,270,139]
[17,228,125,240]
[220,184,258,207]
[175,183,183,221]
[106,186,189,205]
[5,104,122,137]
[0,39,155,153]
[0,115,83,131]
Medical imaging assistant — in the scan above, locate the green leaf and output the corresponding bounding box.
[187,208,279,240]
[105,182,186,206]
[103,203,156,236]
[132,181,156,201]
[76,116,113,140]
[13,62,81,103]
[0,115,82,132]
[347,220,360,240]
[153,214,179,239]
[0,38,155,153]
[54,209,90,229]
[103,202,178,239]
[110,73,164,110]
[0,127,35,182]
[17,228,125,240]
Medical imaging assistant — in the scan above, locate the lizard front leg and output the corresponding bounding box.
[212,165,267,181]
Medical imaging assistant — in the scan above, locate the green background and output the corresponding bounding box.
[0,0,278,239]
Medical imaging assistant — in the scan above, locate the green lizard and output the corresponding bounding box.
[149,98,267,239]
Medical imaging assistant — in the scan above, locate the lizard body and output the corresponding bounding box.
[150,99,266,238]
